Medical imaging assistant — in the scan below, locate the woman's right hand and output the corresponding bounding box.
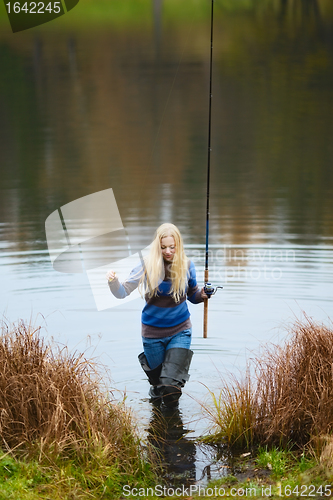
[106,270,117,282]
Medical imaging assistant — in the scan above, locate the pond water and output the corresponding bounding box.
[1,0,333,484]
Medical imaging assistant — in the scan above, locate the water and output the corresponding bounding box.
[1,0,333,484]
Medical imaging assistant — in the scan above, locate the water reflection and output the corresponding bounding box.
[278,0,323,29]
[146,402,235,485]
[153,0,163,54]
[1,0,332,249]
[147,404,196,486]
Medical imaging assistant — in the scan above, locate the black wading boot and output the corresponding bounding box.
[138,352,163,401]
[159,348,193,408]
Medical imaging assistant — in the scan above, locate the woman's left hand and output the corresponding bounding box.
[200,287,210,300]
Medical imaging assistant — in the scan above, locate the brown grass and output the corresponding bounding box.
[255,316,333,446]
[0,320,142,466]
[203,316,333,448]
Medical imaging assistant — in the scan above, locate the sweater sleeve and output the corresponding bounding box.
[108,264,143,299]
[187,261,204,304]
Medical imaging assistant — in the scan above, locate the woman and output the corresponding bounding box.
[106,223,208,406]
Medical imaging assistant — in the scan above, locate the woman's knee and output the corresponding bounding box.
[142,338,166,369]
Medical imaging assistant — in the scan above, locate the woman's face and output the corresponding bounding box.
[161,235,176,262]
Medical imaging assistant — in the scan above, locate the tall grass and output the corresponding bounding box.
[0,319,152,486]
[202,371,255,449]
[203,316,333,449]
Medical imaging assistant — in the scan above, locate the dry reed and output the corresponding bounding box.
[0,320,143,468]
[204,316,333,448]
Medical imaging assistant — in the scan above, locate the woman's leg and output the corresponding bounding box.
[143,329,191,369]
[165,328,192,351]
[159,328,193,407]
[142,337,167,370]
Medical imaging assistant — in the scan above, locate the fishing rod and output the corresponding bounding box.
[203,0,216,338]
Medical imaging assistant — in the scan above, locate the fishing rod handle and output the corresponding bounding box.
[203,269,209,338]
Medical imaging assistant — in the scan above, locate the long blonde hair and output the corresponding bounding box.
[139,223,188,302]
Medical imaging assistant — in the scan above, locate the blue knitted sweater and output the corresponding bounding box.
[108,260,203,338]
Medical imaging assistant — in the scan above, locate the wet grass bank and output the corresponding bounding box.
[0,320,157,499]
[193,316,333,499]
[152,447,331,500]
[1,317,333,498]
[1,443,331,499]
[187,446,332,500]
[202,316,333,449]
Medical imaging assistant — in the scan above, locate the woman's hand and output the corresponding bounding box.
[200,287,210,300]
[106,270,117,282]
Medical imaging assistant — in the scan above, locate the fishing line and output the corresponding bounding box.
[142,3,200,186]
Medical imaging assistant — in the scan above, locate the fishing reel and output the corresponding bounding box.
[204,282,223,298]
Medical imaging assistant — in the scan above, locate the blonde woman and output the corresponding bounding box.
[106,223,208,407]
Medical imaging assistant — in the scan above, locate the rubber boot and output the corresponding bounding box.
[138,352,163,400]
[159,348,193,407]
